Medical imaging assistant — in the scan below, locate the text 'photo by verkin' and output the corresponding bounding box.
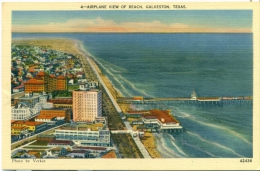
[1,2,260,170]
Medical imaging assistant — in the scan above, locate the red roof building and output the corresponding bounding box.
[36,71,45,76]
[56,75,67,90]
[24,78,45,93]
[101,150,117,158]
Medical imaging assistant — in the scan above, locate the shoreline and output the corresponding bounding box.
[74,39,124,99]
[12,38,162,158]
[74,40,132,114]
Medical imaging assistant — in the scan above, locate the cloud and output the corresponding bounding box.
[12,17,251,33]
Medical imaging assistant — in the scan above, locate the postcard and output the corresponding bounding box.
[2,2,260,170]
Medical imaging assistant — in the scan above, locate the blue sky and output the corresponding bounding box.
[12,10,252,33]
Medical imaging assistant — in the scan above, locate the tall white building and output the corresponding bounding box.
[73,85,102,122]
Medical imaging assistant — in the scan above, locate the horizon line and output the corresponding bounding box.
[12,32,252,34]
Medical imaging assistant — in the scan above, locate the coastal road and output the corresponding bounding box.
[78,52,151,158]
[11,140,37,155]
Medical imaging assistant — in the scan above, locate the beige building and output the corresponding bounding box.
[72,87,102,122]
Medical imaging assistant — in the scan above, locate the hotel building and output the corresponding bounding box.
[54,119,110,147]
[35,108,71,123]
[73,86,102,122]
[24,71,67,93]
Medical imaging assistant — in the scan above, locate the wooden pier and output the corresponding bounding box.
[117,96,252,106]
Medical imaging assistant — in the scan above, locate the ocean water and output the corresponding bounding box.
[12,33,253,158]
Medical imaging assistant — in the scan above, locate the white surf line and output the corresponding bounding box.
[83,56,122,113]
[94,56,152,98]
[183,142,217,157]
[186,131,245,158]
[191,117,252,145]
[171,105,252,145]
[154,133,183,158]
[92,57,133,97]
[165,133,188,157]
[117,74,152,97]
[95,57,127,72]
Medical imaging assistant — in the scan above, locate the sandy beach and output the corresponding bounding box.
[141,132,162,158]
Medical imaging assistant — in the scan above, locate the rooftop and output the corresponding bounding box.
[11,126,28,130]
[12,121,46,126]
[13,85,24,89]
[47,98,72,104]
[49,74,56,78]
[37,134,55,138]
[17,95,40,99]
[102,150,117,158]
[48,140,73,144]
[57,75,65,79]
[127,110,150,114]
[73,146,106,151]
[57,123,104,131]
[35,115,57,119]
[24,78,44,85]
[36,71,45,76]
[74,89,100,92]
[143,109,179,124]
[70,150,87,154]
[28,151,40,155]
[41,108,67,111]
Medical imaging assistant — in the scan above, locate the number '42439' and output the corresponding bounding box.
[240,159,252,162]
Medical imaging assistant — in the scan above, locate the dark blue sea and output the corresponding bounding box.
[12,33,253,158]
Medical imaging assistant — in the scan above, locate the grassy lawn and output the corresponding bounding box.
[30,141,48,146]
[68,85,79,91]
[55,94,72,97]
[23,146,50,149]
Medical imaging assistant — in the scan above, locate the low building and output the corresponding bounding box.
[11,121,47,134]
[14,93,40,109]
[66,150,90,158]
[27,150,46,158]
[48,140,74,146]
[36,134,55,142]
[141,109,183,133]
[125,110,150,118]
[54,121,110,147]
[11,102,33,120]
[42,102,54,109]
[197,97,221,101]
[73,146,107,154]
[11,126,29,136]
[13,85,24,93]
[35,116,58,126]
[133,96,143,101]
[37,108,71,123]
[101,150,117,158]
[59,147,69,156]
[47,98,72,108]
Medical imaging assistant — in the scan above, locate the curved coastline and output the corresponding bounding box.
[76,40,124,98]
[11,38,163,158]
[76,41,123,114]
